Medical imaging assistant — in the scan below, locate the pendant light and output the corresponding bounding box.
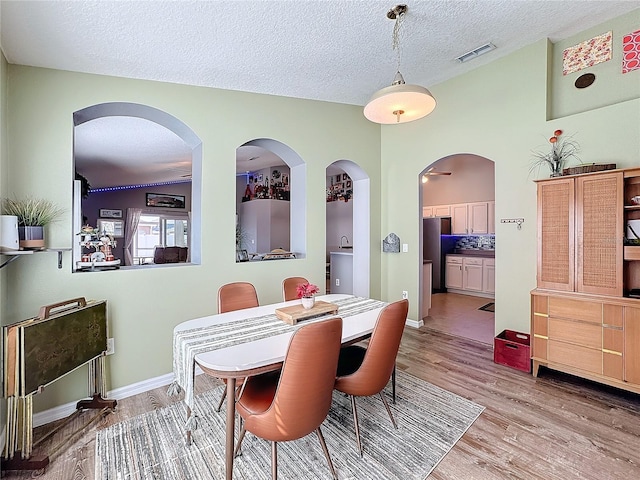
[364,4,436,124]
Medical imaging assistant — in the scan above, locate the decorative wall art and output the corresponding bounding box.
[622,29,640,74]
[146,193,185,209]
[99,209,122,219]
[562,31,612,75]
[382,233,401,253]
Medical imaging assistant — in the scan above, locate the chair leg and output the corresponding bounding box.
[379,392,397,429]
[392,364,396,404]
[233,426,246,458]
[315,427,338,480]
[349,395,363,457]
[216,388,227,412]
[271,441,278,480]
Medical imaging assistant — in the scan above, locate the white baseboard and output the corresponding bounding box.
[405,317,423,328]
[32,368,203,428]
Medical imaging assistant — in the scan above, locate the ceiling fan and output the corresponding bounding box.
[422,167,452,182]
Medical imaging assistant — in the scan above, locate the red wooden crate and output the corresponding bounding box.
[494,330,531,373]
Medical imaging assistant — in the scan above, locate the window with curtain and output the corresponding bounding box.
[133,213,189,264]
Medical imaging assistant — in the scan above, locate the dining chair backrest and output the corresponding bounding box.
[282,276,309,301]
[246,317,343,442]
[218,282,259,314]
[339,299,408,397]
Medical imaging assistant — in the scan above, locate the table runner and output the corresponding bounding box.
[169,296,386,428]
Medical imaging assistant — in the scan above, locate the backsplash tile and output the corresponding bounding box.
[455,235,495,250]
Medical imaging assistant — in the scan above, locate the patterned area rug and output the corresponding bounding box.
[479,302,495,312]
[95,372,484,479]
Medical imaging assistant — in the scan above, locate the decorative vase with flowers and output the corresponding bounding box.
[1,197,64,249]
[530,129,580,178]
[296,282,319,309]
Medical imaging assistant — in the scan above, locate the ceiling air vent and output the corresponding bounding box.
[456,43,496,63]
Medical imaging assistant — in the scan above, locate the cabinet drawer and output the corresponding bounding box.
[548,297,602,324]
[446,256,462,264]
[603,327,623,353]
[548,340,602,374]
[548,318,601,349]
[532,336,548,360]
[532,315,548,337]
[463,257,483,266]
[483,258,495,267]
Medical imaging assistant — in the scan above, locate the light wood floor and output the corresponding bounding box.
[3,328,640,479]
[423,292,495,345]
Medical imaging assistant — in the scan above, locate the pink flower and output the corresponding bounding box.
[296,282,319,298]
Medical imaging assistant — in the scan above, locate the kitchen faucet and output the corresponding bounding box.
[340,235,349,248]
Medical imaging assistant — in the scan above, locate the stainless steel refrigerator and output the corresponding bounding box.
[423,217,457,292]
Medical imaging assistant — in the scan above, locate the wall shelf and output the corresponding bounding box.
[0,248,71,270]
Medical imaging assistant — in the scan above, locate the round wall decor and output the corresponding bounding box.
[575,73,596,89]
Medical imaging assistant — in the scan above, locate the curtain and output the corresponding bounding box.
[124,208,142,266]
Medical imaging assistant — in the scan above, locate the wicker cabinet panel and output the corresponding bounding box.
[576,173,623,296]
[537,179,574,291]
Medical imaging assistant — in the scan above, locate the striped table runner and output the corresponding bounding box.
[169,296,386,426]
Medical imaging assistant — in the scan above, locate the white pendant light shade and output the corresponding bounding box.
[364,82,436,124]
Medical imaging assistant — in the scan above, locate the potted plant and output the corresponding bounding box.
[296,282,319,309]
[1,197,64,249]
[530,129,580,178]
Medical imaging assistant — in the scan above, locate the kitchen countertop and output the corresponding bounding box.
[448,250,495,258]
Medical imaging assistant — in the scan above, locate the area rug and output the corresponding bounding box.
[95,372,484,479]
[478,302,495,312]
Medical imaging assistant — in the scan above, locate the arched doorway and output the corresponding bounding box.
[419,154,495,344]
[326,160,370,298]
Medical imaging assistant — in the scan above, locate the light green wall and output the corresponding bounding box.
[382,36,640,337]
[4,66,382,411]
[551,8,640,118]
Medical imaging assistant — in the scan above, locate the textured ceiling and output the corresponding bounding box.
[2,1,638,187]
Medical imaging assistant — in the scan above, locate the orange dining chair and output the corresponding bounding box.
[282,276,309,301]
[334,299,409,456]
[215,282,260,411]
[234,317,343,480]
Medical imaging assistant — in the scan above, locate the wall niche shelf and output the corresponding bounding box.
[0,248,71,270]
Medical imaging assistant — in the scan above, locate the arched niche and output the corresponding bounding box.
[73,102,202,269]
[236,138,306,259]
[326,160,370,298]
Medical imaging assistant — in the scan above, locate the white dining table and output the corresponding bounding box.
[172,294,388,480]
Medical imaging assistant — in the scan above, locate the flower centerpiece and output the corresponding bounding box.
[1,197,64,249]
[296,282,319,309]
[530,129,580,178]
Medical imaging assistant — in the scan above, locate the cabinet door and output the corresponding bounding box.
[463,259,483,291]
[537,178,575,291]
[445,261,463,289]
[483,261,495,293]
[422,206,434,218]
[575,172,623,296]
[488,201,495,234]
[434,205,451,217]
[468,202,489,234]
[451,204,468,234]
[624,306,640,385]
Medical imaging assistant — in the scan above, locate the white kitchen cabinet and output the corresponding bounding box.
[451,204,469,234]
[445,256,463,289]
[422,206,434,218]
[463,257,484,291]
[488,201,495,234]
[468,202,489,234]
[434,205,451,217]
[483,258,495,293]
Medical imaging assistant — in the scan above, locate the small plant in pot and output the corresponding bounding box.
[1,197,64,249]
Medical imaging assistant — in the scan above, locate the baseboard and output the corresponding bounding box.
[405,317,423,328]
[32,367,204,428]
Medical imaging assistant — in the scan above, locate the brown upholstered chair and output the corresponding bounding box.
[218,281,259,314]
[234,317,343,480]
[334,299,409,456]
[215,282,260,411]
[282,276,309,301]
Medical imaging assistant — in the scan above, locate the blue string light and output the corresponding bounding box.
[89,180,191,193]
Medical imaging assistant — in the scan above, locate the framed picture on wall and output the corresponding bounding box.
[99,209,122,219]
[97,219,124,237]
[342,173,348,181]
[146,193,186,208]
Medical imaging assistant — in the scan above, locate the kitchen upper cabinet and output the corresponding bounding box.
[422,206,433,218]
[451,204,469,234]
[468,202,489,234]
[434,205,451,217]
[488,201,495,234]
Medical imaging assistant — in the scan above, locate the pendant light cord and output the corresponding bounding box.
[392,9,405,74]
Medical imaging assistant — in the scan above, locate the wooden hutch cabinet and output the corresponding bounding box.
[532,167,640,395]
